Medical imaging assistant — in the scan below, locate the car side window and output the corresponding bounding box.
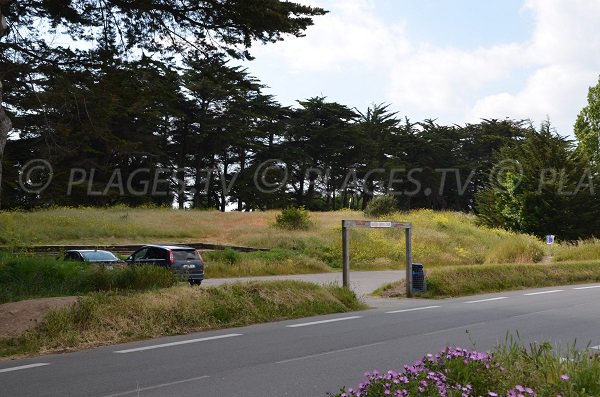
[132,248,148,261]
[66,252,81,261]
[146,248,163,260]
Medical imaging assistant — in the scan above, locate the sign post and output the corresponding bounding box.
[342,226,350,287]
[546,235,555,256]
[341,220,413,297]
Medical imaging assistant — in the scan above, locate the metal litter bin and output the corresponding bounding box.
[411,263,426,292]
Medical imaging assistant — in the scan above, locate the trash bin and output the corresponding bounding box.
[411,263,426,293]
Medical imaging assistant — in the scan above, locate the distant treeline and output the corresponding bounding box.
[3,51,600,239]
[0,49,535,210]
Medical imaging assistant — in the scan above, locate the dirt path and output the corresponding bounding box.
[0,296,78,338]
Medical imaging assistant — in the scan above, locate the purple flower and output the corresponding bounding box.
[560,374,569,381]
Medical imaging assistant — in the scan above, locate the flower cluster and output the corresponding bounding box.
[331,347,535,397]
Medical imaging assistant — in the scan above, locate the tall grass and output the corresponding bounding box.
[204,248,331,278]
[494,335,600,396]
[0,281,366,357]
[0,253,174,303]
[554,239,600,262]
[423,261,600,297]
[1,207,546,275]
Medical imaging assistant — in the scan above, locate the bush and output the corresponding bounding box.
[274,207,313,230]
[205,248,241,265]
[364,195,396,217]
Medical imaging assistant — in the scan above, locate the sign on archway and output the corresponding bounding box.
[342,220,414,297]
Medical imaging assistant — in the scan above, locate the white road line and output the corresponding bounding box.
[101,375,210,397]
[114,334,243,353]
[590,345,600,351]
[276,342,386,364]
[464,297,508,304]
[286,316,362,328]
[385,305,440,314]
[0,363,50,374]
[523,289,564,296]
[574,285,600,290]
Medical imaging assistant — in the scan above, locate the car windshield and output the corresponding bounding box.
[80,251,118,261]
[172,250,199,261]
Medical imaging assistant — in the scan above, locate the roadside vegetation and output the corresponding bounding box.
[553,239,600,262]
[3,207,600,301]
[0,207,545,274]
[331,337,600,396]
[0,281,365,358]
[376,261,600,298]
[0,253,174,304]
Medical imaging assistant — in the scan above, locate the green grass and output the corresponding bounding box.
[204,248,331,278]
[0,281,366,357]
[0,253,174,303]
[554,239,600,262]
[376,261,600,298]
[0,207,547,277]
[4,206,599,301]
[493,336,600,396]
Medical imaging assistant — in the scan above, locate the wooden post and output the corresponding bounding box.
[342,222,350,288]
[405,227,413,298]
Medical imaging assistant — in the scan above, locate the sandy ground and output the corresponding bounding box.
[0,296,79,338]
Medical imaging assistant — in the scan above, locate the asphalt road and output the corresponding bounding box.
[2,284,600,397]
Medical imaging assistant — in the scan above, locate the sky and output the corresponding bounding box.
[240,0,600,138]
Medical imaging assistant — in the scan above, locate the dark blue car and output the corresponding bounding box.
[126,245,205,285]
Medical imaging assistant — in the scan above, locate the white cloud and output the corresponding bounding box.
[468,65,597,132]
[387,44,524,114]
[458,1,600,134]
[250,0,410,73]
[246,0,600,136]
[385,0,600,135]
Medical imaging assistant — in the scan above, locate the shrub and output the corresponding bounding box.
[275,207,313,230]
[205,248,241,265]
[331,341,599,397]
[364,195,396,217]
[331,346,508,396]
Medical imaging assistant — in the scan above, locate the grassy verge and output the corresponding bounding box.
[203,248,332,278]
[0,253,174,303]
[331,336,600,396]
[554,239,600,262]
[0,281,366,358]
[375,261,600,298]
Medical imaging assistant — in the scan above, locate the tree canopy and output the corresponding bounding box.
[0,0,327,208]
[2,2,600,241]
[575,75,600,165]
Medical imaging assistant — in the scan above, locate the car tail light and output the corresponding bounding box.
[169,250,174,266]
[196,249,204,261]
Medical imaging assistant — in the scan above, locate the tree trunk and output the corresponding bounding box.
[0,4,12,209]
[220,157,228,212]
[237,149,245,211]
